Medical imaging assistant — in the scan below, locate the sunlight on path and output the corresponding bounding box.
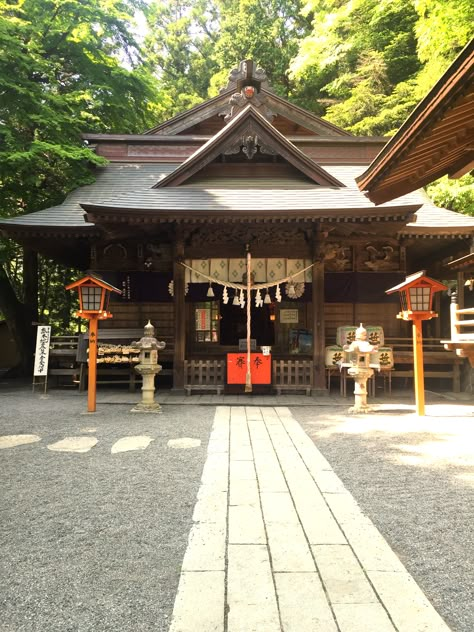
[309,404,474,476]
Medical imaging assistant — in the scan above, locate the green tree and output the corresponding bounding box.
[209,0,312,101]
[144,0,221,115]
[415,0,474,93]
[0,0,163,373]
[290,0,421,131]
[144,0,312,114]
[427,175,474,217]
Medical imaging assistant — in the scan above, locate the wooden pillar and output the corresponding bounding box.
[312,230,327,394]
[412,317,425,416]
[172,229,186,392]
[87,316,98,413]
[457,271,465,310]
[434,292,441,338]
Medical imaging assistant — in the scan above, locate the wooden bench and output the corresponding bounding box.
[272,360,313,396]
[78,329,173,392]
[385,337,464,392]
[184,360,225,395]
[48,335,80,386]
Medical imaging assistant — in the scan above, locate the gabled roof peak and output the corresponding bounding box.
[144,59,351,138]
[154,104,345,189]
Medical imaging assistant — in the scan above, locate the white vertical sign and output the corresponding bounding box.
[33,326,51,377]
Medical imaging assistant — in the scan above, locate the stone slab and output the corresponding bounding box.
[367,571,452,632]
[275,572,338,632]
[228,504,266,544]
[266,522,314,572]
[169,571,225,632]
[333,603,396,632]
[312,544,378,604]
[227,544,280,632]
[181,522,226,571]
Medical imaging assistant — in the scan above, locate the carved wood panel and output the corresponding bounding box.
[356,242,401,272]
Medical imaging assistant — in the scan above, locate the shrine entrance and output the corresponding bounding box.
[219,300,275,348]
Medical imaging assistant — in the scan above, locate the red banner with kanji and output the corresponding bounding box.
[227,353,271,384]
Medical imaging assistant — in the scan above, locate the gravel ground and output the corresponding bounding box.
[2,382,473,632]
[292,405,474,632]
[0,390,214,632]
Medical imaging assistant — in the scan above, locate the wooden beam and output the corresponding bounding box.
[449,151,474,179]
[311,228,327,394]
[172,229,186,393]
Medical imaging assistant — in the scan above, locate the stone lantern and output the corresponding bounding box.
[343,323,378,413]
[131,321,166,413]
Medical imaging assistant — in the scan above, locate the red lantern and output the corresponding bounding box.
[66,275,121,412]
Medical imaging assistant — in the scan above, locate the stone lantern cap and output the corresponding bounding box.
[344,323,378,354]
[132,320,166,350]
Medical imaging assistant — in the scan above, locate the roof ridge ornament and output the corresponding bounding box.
[221,59,270,93]
[220,59,275,123]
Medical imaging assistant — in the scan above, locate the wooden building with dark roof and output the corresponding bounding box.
[2,59,474,393]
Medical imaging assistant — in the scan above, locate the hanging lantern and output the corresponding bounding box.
[264,290,271,304]
[222,286,229,304]
[207,282,215,298]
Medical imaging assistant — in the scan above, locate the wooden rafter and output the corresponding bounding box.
[357,39,474,204]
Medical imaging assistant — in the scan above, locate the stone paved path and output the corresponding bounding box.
[169,406,451,632]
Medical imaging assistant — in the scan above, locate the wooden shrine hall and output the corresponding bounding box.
[2,59,474,394]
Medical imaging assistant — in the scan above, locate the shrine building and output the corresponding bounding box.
[2,59,474,394]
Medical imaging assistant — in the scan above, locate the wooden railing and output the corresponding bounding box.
[272,360,313,396]
[184,360,225,395]
[449,301,474,341]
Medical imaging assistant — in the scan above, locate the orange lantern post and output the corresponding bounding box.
[66,275,121,412]
[386,271,447,416]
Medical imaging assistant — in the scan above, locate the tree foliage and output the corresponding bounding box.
[0,0,163,368]
[427,175,474,217]
[0,0,163,220]
[290,0,473,134]
[144,0,313,116]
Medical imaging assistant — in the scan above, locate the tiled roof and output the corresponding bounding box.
[82,186,418,214]
[82,164,421,213]
[0,163,176,228]
[1,162,473,234]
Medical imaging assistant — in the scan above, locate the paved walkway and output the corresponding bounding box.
[169,406,451,632]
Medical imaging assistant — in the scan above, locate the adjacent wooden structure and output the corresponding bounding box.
[357,38,474,204]
[2,59,474,393]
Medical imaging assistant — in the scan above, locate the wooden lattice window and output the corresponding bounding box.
[194,301,220,343]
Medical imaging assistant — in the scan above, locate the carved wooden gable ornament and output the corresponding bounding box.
[154,105,345,188]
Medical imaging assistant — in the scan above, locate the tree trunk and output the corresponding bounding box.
[23,247,39,323]
[0,265,35,375]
